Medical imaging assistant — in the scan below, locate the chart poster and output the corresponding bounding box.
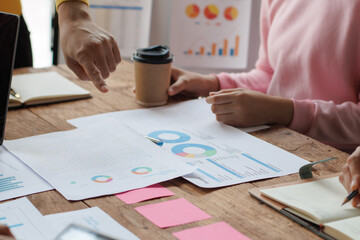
[89,0,152,58]
[170,0,252,69]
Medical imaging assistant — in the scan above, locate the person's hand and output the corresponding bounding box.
[168,67,219,98]
[0,225,15,240]
[206,88,294,127]
[58,1,121,93]
[339,147,360,207]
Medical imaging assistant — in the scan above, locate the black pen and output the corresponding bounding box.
[341,189,359,206]
[10,88,21,99]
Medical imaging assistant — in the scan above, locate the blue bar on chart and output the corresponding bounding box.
[241,153,281,172]
[183,35,240,57]
[9,223,24,229]
[206,158,245,179]
[0,174,24,192]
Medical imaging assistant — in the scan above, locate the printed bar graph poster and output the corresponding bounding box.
[89,0,152,58]
[170,0,252,69]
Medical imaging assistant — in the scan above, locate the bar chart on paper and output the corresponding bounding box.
[0,174,24,192]
[170,0,252,69]
[0,146,53,202]
[0,207,48,239]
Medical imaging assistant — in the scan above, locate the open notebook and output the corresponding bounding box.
[9,71,91,108]
[250,176,360,240]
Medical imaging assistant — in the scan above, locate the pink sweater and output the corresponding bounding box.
[216,0,360,152]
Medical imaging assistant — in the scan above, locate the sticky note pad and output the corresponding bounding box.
[172,222,251,240]
[115,184,175,204]
[135,198,211,228]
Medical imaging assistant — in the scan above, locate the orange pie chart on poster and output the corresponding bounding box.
[224,6,238,21]
[186,4,200,18]
[204,5,219,20]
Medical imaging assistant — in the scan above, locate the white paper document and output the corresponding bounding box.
[68,104,308,188]
[0,198,54,240]
[4,124,194,200]
[45,207,139,240]
[89,0,152,58]
[0,146,53,201]
[0,198,139,240]
[68,99,268,133]
[170,0,252,69]
[129,119,309,188]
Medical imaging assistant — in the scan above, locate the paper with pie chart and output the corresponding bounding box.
[146,120,309,188]
[4,123,195,200]
[170,0,252,69]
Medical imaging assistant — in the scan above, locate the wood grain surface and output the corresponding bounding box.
[3,62,349,240]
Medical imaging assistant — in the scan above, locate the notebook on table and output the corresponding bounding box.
[249,174,360,240]
[8,71,91,108]
[0,11,19,145]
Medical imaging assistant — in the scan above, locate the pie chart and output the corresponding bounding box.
[224,6,238,21]
[204,5,219,20]
[172,143,217,158]
[186,4,200,18]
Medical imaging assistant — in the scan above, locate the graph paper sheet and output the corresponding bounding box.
[4,124,194,200]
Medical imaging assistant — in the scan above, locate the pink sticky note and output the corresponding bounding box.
[135,198,211,228]
[172,222,251,240]
[115,184,175,204]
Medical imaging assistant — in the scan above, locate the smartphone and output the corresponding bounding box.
[55,223,118,240]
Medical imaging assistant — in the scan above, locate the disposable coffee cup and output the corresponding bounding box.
[132,45,174,107]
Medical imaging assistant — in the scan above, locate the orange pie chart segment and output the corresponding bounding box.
[224,6,238,21]
[204,5,219,20]
[186,4,200,18]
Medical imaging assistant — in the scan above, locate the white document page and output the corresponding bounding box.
[0,198,54,240]
[170,0,252,69]
[138,119,309,188]
[45,207,139,240]
[72,116,307,188]
[68,99,268,133]
[0,146,53,201]
[89,0,152,58]
[4,124,194,200]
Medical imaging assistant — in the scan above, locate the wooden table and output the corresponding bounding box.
[4,61,349,240]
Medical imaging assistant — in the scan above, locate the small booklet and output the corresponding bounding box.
[9,71,91,108]
[250,176,360,240]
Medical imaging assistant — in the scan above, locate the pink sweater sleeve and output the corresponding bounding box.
[216,2,273,93]
[290,99,360,152]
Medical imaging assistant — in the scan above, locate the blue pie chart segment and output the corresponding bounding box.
[148,130,191,143]
[172,143,217,158]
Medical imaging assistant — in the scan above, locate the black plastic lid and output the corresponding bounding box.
[132,45,173,64]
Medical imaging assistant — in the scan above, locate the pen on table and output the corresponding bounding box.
[341,189,359,206]
[144,135,163,146]
[10,88,21,99]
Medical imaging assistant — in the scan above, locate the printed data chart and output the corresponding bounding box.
[170,0,252,69]
[146,121,308,188]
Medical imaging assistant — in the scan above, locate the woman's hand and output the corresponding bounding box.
[168,67,219,98]
[206,88,294,127]
[339,147,360,207]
